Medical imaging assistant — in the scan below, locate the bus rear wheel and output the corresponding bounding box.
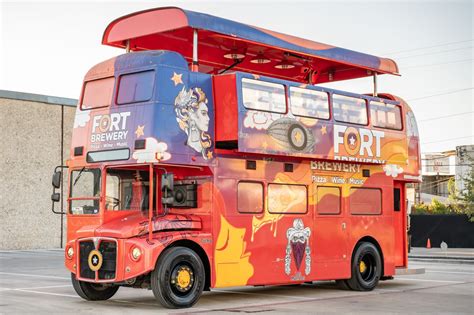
[71,273,119,300]
[151,246,205,309]
[346,242,381,291]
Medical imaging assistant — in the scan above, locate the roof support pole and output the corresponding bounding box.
[192,29,199,72]
[373,72,378,97]
[148,163,154,243]
[126,40,130,53]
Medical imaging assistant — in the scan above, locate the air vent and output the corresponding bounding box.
[74,146,84,156]
[135,139,146,150]
[246,160,257,170]
[362,169,370,177]
[284,163,294,172]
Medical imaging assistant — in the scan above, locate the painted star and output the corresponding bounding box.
[135,125,145,138]
[294,130,303,143]
[171,72,183,86]
[320,125,327,135]
[349,136,356,146]
[206,151,213,159]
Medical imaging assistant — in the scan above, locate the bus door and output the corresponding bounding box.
[393,181,407,267]
[312,185,350,280]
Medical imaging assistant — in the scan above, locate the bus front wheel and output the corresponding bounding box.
[346,242,382,291]
[151,246,205,309]
[71,273,119,300]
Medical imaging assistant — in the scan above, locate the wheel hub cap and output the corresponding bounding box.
[171,266,194,292]
[359,260,367,274]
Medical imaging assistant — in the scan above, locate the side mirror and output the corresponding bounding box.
[52,171,62,189]
[161,173,174,206]
[51,193,60,202]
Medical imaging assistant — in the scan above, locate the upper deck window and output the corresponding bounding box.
[81,77,115,110]
[117,70,155,105]
[332,94,368,125]
[242,78,286,113]
[370,101,403,130]
[290,87,330,119]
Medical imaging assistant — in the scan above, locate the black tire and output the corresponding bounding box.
[151,246,205,309]
[346,242,382,291]
[71,273,119,301]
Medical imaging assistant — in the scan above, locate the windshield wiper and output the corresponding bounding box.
[73,167,86,186]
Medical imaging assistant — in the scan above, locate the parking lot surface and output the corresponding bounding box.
[0,249,473,314]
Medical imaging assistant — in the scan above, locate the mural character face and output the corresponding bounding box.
[190,102,210,132]
[174,87,213,160]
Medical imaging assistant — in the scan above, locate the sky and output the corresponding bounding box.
[0,0,472,154]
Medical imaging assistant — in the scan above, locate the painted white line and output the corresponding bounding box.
[1,284,73,291]
[396,278,462,284]
[0,272,69,280]
[14,289,80,298]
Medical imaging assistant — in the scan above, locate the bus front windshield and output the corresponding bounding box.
[69,168,101,215]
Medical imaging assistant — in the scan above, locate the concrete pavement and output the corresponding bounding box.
[0,249,473,314]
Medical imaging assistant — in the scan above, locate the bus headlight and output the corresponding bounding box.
[131,247,142,261]
[67,246,74,259]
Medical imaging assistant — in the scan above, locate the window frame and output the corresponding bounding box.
[116,70,156,106]
[332,94,369,126]
[289,86,330,120]
[267,183,308,214]
[369,101,404,131]
[349,187,383,215]
[241,78,287,114]
[80,76,115,111]
[316,186,342,215]
[237,181,265,214]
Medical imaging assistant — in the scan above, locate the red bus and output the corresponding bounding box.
[51,7,421,308]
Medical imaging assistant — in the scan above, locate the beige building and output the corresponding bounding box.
[0,90,77,249]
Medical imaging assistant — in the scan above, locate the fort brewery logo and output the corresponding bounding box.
[91,112,131,147]
[333,124,385,164]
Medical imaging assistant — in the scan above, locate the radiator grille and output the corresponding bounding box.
[78,239,117,281]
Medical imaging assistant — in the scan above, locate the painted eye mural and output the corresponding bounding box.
[267,117,316,153]
[174,87,213,160]
[285,218,311,278]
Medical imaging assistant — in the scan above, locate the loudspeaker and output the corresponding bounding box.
[172,184,198,208]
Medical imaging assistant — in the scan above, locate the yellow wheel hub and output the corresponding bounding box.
[176,268,192,289]
[359,261,367,273]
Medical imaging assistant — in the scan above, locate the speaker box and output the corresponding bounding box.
[172,184,198,208]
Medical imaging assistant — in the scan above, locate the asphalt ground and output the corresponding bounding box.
[0,249,473,314]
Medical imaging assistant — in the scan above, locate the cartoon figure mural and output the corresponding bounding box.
[285,219,311,277]
[174,87,213,159]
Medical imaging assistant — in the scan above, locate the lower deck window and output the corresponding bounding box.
[237,182,264,213]
[268,184,307,214]
[317,186,341,215]
[349,188,382,215]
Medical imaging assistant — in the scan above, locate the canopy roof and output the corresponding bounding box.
[102,7,399,83]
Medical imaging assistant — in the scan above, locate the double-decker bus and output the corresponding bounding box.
[51,7,421,309]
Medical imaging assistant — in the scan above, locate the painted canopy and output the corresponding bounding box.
[102,7,399,83]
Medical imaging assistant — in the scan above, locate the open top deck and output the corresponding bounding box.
[102,7,399,84]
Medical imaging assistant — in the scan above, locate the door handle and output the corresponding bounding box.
[342,222,346,230]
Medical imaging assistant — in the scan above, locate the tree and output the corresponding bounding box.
[448,159,474,221]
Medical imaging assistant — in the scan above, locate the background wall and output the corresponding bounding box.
[0,90,76,249]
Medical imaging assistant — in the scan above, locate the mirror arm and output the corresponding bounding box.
[51,165,68,215]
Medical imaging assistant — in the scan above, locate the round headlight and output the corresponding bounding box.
[131,247,142,261]
[67,247,74,259]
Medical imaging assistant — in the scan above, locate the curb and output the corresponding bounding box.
[409,257,474,265]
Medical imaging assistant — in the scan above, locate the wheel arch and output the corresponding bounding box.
[162,239,211,291]
[351,236,385,277]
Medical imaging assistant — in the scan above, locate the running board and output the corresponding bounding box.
[395,267,425,275]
